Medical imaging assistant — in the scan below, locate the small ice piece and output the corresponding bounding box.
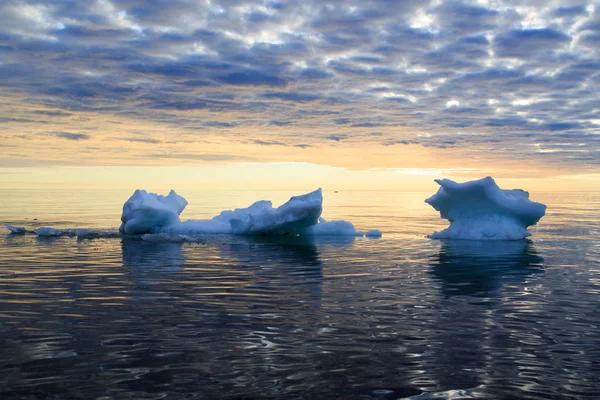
[365,229,382,238]
[119,189,188,235]
[4,224,26,234]
[34,227,63,236]
[303,220,364,236]
[425,176,546,240]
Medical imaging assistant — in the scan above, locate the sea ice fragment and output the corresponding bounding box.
[425,176,546,240]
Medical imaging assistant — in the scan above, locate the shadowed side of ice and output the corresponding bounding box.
[120,188,377,237]
[425,176,546,240]
[429,240,544,297]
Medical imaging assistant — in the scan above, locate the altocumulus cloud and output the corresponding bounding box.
[49,131,89,141]
[0,0,598,171]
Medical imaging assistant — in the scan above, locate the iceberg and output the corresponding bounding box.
[118,188,375,237]
[119,189,188,235]
[11,189,378,239]
[170,189,323,235]
[301,218,364,236]
[425,176,546,240]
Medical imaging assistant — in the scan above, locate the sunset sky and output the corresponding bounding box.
[1,0,599,190]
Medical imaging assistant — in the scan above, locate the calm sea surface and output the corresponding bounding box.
[1,189,599,399]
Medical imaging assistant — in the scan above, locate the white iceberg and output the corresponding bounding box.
[425,176,546,240]
[119,188,374,237]
[302,218,364,236]
[19,189,378,239]
[171,189,323,235]
[119,189,188,235]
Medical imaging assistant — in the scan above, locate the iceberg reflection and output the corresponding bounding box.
[121,237,186,272]
[120,235,333,309]
[429,240,544,297]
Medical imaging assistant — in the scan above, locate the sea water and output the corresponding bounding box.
[1,189,599,399]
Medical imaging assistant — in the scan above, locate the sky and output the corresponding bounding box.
[0,0,599,190]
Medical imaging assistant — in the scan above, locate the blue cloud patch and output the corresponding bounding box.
[261,92,322,102]
[494,28,571,58]
[49,131,90,141]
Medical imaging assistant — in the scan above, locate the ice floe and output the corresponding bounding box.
[425,176,546,240]
[365,229,383,238]
[120,189,188,235]
[122,188,374,237]
[5,188,380,239]
[33,227,63,237]
[4,224,27,234]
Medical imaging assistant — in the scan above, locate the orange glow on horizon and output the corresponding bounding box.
[0,164,599,193]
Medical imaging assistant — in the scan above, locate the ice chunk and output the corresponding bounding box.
[172,219,234,235]
[230,189,323,235]
[4,224,27,234]
[34,227,63,236]
[425,176,546,240]
[119,189,188,235]
[166,189,324,236]
[302,219,364,236]
[119,188,378,237]
[365,229,382,238]
[428,214,532,240]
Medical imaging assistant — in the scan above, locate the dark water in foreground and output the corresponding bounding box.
[1,190,600,399]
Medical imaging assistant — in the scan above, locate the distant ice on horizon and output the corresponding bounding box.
[33,227,63,237]
[4,224,27,234]
[425,176,546,240]
[365,229,383,238]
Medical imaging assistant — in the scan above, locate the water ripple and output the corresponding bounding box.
[1,191,600,398]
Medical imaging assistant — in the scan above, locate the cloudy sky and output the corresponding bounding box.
[1,0,599,189]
